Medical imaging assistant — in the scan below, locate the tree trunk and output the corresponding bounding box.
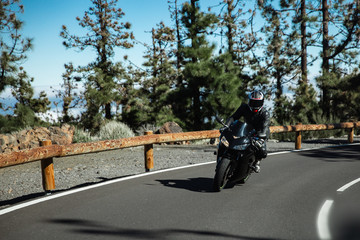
[225,0,235,60]
[300,0,308,83]
[105,103,111,119]
[322,0,330,117]
[173,0,183,88]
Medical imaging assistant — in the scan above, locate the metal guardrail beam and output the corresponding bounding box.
[0,122,359,169]
[269,122,360,133]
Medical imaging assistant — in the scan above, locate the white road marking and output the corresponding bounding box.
[317,200,334,240]
[337,177,360,192]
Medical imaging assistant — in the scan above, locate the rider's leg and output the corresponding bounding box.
[254,141,267,173]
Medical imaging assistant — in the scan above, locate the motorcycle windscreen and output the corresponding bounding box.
[231,121,254,137]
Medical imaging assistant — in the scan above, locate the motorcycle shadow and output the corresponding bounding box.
[156,177,215,193]
[156,178,246,193]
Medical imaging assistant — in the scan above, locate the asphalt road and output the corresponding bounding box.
[1,145,359,240]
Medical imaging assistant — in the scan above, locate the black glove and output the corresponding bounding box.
[220,126,228,132]
[253,138,265,150]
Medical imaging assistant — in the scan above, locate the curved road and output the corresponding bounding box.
[1,145,360,240]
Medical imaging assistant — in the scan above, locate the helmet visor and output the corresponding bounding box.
[249,99,264,110]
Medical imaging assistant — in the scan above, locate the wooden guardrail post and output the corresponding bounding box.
[144,131,154,172]
[348,124,354,143]
[40,140,55,192]
[295,123,302,150]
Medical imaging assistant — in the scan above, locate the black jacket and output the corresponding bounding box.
[226,103,270,139]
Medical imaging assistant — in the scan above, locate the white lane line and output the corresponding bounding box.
[337,177,360,192]
[317,200,334,240]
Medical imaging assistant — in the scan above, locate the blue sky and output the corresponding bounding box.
[19,0,177,89]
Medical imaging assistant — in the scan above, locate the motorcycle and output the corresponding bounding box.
[213,116,260,192]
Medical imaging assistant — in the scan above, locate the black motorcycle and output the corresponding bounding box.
[213,117,260,192]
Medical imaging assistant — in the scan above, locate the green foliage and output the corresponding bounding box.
[316,72,360,122]
[13,103,37,127]
[291,81,320,124]
[120,65,152,130]
[54,63,81,123]
[272,95,293,126]
[207,53,246,121]
[0,108,49,134]
[0,0,32,93]
[79,66,124,131]
[0,115,22,133]
[0,0,51,131]
[139,22,179,127]
[11,70,50,114]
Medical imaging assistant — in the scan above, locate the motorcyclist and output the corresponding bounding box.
[226,90,270,173]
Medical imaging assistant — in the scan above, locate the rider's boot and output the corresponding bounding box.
[253,160,261,173]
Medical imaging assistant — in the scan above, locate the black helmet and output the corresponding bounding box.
[248,90,264,113]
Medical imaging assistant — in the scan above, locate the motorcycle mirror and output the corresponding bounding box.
[215,115,223,123]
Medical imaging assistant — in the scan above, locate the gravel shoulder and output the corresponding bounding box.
[1,137,358,209]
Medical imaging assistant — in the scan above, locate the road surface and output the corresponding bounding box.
[1,145,359,240]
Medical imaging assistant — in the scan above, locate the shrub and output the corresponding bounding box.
[97,120,135,140]
[73,127,92,143]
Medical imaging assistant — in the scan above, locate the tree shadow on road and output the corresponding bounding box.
[156,177,214,193]
[48,218,281,240]
[298,145,360,162]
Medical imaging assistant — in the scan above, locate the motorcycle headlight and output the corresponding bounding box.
[220,136,229,147]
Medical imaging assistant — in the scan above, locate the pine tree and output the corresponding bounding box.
[52,63,81,123]
[119,65,150,129]
[1,0,50,128]
[206,53,244,121]
[217,0,258,67]
[142,22,177,125]
[168,0,184,82]
[171,0,219,131]
[216,0,263,91]
[258,2,300,124]
[60,0,134,130]
[10,69,50,127]
[313,0,360,118]
[342,73,360,121]
[0,0,32,93]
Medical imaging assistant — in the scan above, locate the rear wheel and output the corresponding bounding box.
[213,157,232,192]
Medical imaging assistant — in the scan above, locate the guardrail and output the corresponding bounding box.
[0,121,359,191]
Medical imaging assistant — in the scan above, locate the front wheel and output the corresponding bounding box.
[213,157,232,192]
